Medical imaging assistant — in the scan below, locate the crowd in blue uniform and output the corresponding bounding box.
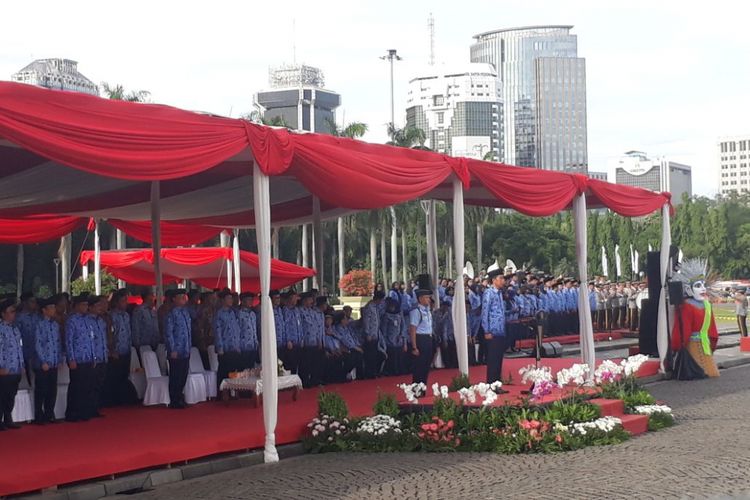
[0,268,599,429]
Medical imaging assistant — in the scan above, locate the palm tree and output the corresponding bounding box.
[242,110,290,128]
[101,82,151,102]
[326,118,368,139]
[386,123,427,148]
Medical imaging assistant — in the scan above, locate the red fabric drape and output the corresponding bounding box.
[290,133,460,209]
[79,248,315,292]
[108,220,222,246]
[586,179,671,217]
[467,160,581,216]
[0,216,86,243]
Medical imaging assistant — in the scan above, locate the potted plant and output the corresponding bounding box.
[337,270,374,319]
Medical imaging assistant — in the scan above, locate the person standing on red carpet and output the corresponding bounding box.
[482,269,509,394]
[165,289,192,409]
[32,297,62,424]
[0,299,24,430]
[409,288,434,389]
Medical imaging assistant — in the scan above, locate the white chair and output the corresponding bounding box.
[156,344,168,375]
[142,351,170,406]
[12,370,34,423]
[207,345,219,372]
[128,346,147,400]
[54,359,70,419]
[190,347,216,399]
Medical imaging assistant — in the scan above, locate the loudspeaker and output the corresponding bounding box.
[647,251,661,301]
[539,341,563,358]
[668,280,684,306]
[638,298,658,356]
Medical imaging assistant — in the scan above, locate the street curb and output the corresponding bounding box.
[19,444,305,499]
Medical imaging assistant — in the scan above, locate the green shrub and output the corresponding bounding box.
[448,373,471,392]
[544,400,600,425]
[372,391,400,417]
[317,391,348,420]
[622,389,656,410]
[648,412,675,431]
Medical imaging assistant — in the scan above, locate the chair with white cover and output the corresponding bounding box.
[54,359,70,419]
[156,343,168,375]
[183,360,208,405]
[12,370,34,423]
[189,347,216,399]
[207,345,219,372]
[129,346,147,399]
[142,351,170,406]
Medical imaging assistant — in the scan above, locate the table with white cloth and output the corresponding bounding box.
[219,374,302,407]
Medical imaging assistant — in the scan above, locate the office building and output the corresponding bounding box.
[587,171,608,181]
[405,63,503,159]
[11,58,98,96]
[254,64,340,132]
[470,26,587,172]
[718,136,750,196]
[609,151,692,203]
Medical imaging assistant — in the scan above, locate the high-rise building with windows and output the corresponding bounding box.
[11,58,98,96]
[405,63,503,160]
[470,26,587,172]
[608,151,692,203]
[718,136,750,197]
[254,64,340,133]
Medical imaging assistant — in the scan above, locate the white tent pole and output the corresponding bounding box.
[302,224,310,292]
[272,227,280,260]
[16,244,23,299]
[657,203,671,373]
[390,207,398,286]
[116,228,126,288]
[337,217,345,292]
[573,193,595,373]
[369,219,377,288]
[150,181,163,305]
[253,163,279,463]
[82,261,89,280]
[312,196,323,289]
[452,178,469,376]
[60,234,72,293]
[429,201,439,309]
[401,227,407,285]
[380,218,387,287]
[233,229,242,293]
[94,220,101,295]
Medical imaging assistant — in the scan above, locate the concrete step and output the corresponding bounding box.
[590,398,624,417]
[619,414,649,436]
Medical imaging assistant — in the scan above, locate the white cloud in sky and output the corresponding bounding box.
[1,0,748,196]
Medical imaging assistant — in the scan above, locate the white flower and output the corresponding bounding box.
[328,436,333,442]
[398,382,427,403]
[331,422,340,429]
[556,364,590,387]
[440,385,450,399]
[570,416,622,435]
[315,424,325,432]
[519,365,553,385]
[335,429,342,435]
[458,387,477,404]
[621,354,650,376]
[593,360,623,385]
[634,404,673,415]
[432,382,441,397]
[312,430,319,437]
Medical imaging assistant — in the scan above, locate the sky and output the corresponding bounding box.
[2,0,749,197]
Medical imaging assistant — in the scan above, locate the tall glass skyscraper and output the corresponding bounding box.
[470,26,588,172]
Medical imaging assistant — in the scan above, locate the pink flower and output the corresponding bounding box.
[429,423,438,432]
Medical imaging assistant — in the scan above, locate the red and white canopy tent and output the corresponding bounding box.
[79,247,315,292]
[0,81,673,462]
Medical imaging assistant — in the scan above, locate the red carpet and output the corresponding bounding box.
[516,330,626,349]
[0,357,659,496]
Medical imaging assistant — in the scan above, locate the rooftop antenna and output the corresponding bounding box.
[428,13,435,66]
[292,18,297,65]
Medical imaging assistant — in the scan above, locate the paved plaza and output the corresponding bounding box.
[133,364,750,500]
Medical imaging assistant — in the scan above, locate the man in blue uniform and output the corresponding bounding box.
[271,290,287,368]
[107,291,132,406]
[0,299,24,430]
[434,300,457,369]
[15,292,39,381]
[238,292,259,370]
[33,298,62,424]
[214,290,242,391]
[65,295,95,422]
[482,268,509,392]
[332,312,364,379]
[87,295,108,417]
[409,287,434,388]
[132,290,159,350]
[361,290,386,379]
[299,292,325,388]
[281,291,302,375]
[165,289,192,409]
[382,298,408,375]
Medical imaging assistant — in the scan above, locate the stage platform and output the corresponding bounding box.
[0,357,659,496]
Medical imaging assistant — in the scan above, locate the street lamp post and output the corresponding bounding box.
[380,49,402,129]
[53,258,61,293]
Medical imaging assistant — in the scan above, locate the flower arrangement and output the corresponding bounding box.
[356,414,402,435]
[418,416,460,448]
[634,405,675,431]
[431,383,450,399]
[556,363,591,387]
[455,382,503,406]
[621,354,650,377]
[593,360,623,385]
[531,379,557,400]
[633,404,672,415]
[338,270,374,297]
[304,415,350,453]
[398,382,427,403]
[563,416,623,436]
[519,365,553,385]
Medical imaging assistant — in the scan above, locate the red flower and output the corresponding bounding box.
[429,423,438,432]
[555,434,563,444]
